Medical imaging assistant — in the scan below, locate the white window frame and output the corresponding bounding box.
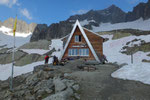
[75,35,81,42]
[68,49,78,56]
[79,48,89,56]
[75,35,79,42]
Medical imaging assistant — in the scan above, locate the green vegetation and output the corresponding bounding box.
[97,29,132,40]
[97,29,150,40]
[112,32,131,40]
[97,31,112,35]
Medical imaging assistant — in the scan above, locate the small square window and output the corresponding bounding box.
[75,35,81,42]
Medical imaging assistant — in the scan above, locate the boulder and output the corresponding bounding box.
[34,79,54,94]
[43,87,73,100]
[62,79,75,88]
[53,78,67,93]
[26,72,39,86]
[72,84,79,91]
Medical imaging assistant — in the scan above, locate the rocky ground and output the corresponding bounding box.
[0,64,80,100]
[0,59,150,100]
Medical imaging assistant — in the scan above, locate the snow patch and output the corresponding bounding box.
[21,49,50,55]
[0,39,64,80]
[0,26,32,37]
[80,19,95,26]
[49,39,63,51]
[102,33,150,84]
[0,31,31,48]
[112,62,150,85]
[93,18,150,32]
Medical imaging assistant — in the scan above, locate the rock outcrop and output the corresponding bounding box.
[0,65,80,100]
[30,21,73,42]
[126,0,150,21]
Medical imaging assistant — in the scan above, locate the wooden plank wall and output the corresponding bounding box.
[84,29,103,56]
[62,26,95,60]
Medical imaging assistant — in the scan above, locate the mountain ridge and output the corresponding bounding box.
[0,1,150,42]
[31,0,150,42]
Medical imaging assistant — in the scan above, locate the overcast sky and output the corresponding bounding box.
[0,0,148,25]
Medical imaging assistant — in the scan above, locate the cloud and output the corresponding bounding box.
[0,0,18,7]
[20,8,32,20]
[71,9,89,15]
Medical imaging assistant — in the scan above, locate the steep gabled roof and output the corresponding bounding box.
[83,27,104,39]
[59,20,100,62]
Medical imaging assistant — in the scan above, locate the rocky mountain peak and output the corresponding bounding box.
[30,1,150,42]
[107,4,118,9]
[1,18,37,33]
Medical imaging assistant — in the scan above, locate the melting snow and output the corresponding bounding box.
[93,18,150,32]
[0,39,63,80]
[21,49,49,55]
[0,31,31,48]
[80,19,96,26]
[0,26,32,48]
[0,26,32,37]
[101,34,150,84]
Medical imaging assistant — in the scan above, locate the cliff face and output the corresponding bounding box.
[1,18,37,33]
[68,5,126,24]
[30,24,48,41]
[126,0,150,21]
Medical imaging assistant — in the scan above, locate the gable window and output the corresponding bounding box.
[75,35,81,42]
[79,49,89,56]
[68,49,78,56]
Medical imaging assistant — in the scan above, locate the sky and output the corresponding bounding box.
[0,0,148,25]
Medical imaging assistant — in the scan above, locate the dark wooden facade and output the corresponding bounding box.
[62,26,103,61]
[83,28,103,58]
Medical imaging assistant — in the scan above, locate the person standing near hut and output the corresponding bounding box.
[53,55,58,65]
[100,54,108,64]
[44,55,49,66]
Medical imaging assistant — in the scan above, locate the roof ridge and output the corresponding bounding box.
[83,27,103,38]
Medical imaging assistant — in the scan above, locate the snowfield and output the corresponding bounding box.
[0,26,32,37]
[102,34,150,85]
[0,39,63,80]
[0,32,31,48]
[89,18,150,32]
[112,62,150,85]
[21,49,50,55]
[0,26,31,48]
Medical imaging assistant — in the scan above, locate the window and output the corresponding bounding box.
[68,49,78,56]
[79,49,89,56]
[75,35,81,42]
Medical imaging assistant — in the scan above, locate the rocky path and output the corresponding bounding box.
[68,64,150,100]
[1,60,150,100]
